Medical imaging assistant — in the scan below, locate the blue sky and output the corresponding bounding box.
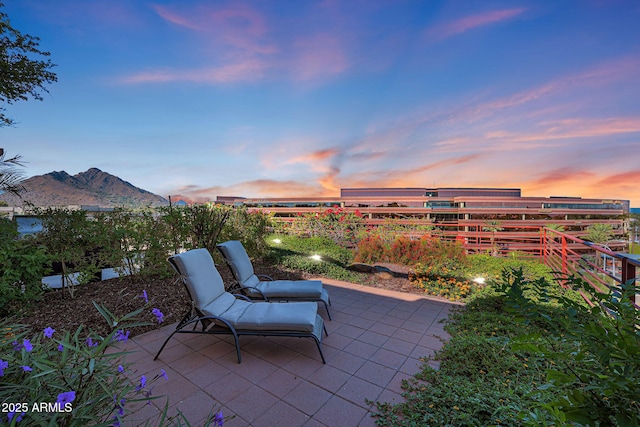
[3,0,640,206]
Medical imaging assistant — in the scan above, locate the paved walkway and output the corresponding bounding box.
[120,279,458,426]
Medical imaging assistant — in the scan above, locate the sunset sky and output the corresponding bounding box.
[3,0,640,206]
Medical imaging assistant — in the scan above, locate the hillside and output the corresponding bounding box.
[0,168,168,207]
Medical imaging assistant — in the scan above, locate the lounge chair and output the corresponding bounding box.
[216,240,332,319]
[154,248,327,364]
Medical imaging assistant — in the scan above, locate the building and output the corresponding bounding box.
[218,187,630,253]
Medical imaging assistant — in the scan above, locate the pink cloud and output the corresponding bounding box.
[597,169,640,188]
[153,3,276,54]
[290,34,349,82]
[286,148,341,164]
[153,4,200,30]
[119,58,268,84]
[427,8,527,40]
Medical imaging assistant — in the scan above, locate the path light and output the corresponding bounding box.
[272,238,282,244]
[473,277,486,285]
[310,254,322,261]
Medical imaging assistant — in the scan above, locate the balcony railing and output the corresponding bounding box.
[541,228,639,308]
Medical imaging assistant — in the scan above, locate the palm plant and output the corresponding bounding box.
[0,148,26,197]
[585,223,614,244]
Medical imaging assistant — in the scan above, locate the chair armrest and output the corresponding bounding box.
[236,285,269,301]
[232,294,251,301]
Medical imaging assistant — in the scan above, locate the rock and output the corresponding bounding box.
[347,263,375,273]
[372,266,394,280]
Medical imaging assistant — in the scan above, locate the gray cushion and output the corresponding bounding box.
[218,240,325,300]
[170,249,228,309]
[235,301,317,332]
[171,248,318,333]
[217,241,256,285]
[256,280,323,298]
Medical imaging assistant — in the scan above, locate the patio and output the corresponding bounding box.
[120,279,459,426]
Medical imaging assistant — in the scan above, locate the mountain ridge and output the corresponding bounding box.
[0,167,168,207]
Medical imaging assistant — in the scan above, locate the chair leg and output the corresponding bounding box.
[154,331,178,361]
[322,301,332,320]
[229,330,242,363]
[313,336,326,364]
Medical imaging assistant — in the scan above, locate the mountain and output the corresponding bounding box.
[0,168,168,207]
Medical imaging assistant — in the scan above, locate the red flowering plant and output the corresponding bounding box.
[292,206,366,248]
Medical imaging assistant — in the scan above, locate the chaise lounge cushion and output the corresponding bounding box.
[217,240,324,299]
[170,249,317,332]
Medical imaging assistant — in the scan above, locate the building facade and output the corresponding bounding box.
[218,187,630,253]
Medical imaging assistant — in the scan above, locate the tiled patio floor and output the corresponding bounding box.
[120,279,459,426]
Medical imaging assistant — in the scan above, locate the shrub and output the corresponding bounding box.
[0,219,47,316]
[0,291,228,426]
[355,235,467,268]
[495,270,640,426]
[353,235,388,264]
[372,267,591,426]
[287,206,366,247]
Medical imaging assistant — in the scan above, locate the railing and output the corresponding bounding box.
[541,228,639,308]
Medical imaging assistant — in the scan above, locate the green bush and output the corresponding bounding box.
[0,219,47,317]
[495,270,640,426]
[374,267,640,426]
[22,205,273,289]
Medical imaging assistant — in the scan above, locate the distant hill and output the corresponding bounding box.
[0,168,168,207]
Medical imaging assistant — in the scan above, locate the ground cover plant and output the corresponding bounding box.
[266,234,364,282]
[373,269,640,426]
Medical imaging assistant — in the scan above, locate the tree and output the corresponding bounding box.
[0,148,25,196]
[585,223,614,245]
[1,2,57,127]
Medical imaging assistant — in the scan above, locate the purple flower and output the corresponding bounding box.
[118,399,126,416]
[21,365,32,372]
[213,410,224,426]
[113,395,126,417]
[112,416,121,427]
[13,339,33,352]
[114,329,130,342]
[0,359,8,376]
[136,375,147,391]
[56,390,76,405]
[151,308,164,323]
[86,337,98,347]
[118,364,124,373]
[57,343,64,352]
[141,290,149,303]
[43,327,55,338]
[160,369,168,380]
[7,411,25,423]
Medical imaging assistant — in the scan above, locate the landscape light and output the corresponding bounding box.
[473,277,486,284]
[310,254,322,261]
[272,238,282,244]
